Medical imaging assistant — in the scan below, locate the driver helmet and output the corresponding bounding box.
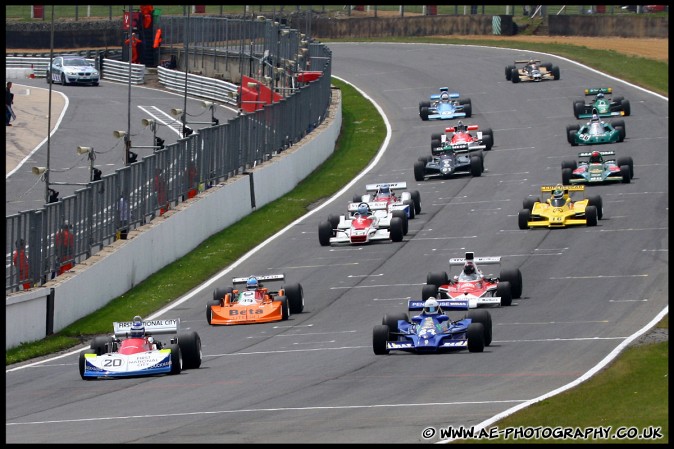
[357,203,369,216]
[596,92,604,99]
[589,150,603,163]
[130,315,145,338]
[456,121,466,132]
[553,186,564,200]
[246,277,259,290]
[423,297,441,315]
[463,262,476,276]
[379,184,391,196]
[440,92,449,102]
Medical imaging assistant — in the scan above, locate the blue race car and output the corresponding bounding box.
[419,87,472,121]
[372,298,492,354]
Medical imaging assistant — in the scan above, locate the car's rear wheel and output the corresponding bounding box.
[373,325,390,355]
[411,190,421,215]
[522,198,538,211]
[392,209,409,234]
[178,331,202,369]
[413,161,426,181]
[562,167,573,185]
[427,271,449,287]
[470,155,482,177]
[619,165,631,183]
[462,101,472,118]
[422,283,440,301]
[496,281,512,307]
[500,267,523,299]
[518,209,531,230]
[588,195,603,219]
[401,200,414,221]
[561,159,577,170]
[318,221,332,246]
[382,312,408,333]
[467,323,485,352]
[284,283,305,314]
[585,205,598,226]
[467,310,492,346]
[621,99,631,116]
[617,156,634,178]
[573,100,585,119]
[389,217,404,242]
[91,336,114,355]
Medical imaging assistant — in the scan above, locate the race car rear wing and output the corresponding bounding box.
[514,59,541,64]
[584,87,612,96]
[408,299,470,311]
[232,274,285,285]
[579,150,615,158]
[449,251,500,267]
[445,125,478,133]
[348,201,388,212]
[113,318,180,338]
[541,184,584,192]
[430,92,460,101]
[365,182,407,192]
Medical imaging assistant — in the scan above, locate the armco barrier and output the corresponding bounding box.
[5,91,342,350]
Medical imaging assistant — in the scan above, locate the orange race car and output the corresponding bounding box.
[207,274,304,325]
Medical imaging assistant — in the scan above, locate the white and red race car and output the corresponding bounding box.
[422,252,523,308]
[318,201,405,246]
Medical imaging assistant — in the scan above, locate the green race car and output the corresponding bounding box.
[573,87,631,119]
[566,112,625,146]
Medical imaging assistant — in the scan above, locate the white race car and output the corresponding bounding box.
[318,202,405,246]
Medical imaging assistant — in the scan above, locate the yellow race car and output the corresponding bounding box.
[518,184,603,229]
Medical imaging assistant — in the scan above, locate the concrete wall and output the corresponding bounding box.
[6,93,342,350]
[548,15,669,38]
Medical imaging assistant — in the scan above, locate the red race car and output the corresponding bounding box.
[422,252,523,307]
[208,274,304,325]
[431,121,494,152]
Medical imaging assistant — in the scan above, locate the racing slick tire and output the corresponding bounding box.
[470,155,483,177]
[206,299,219,324]
[467,323,486,353]
[518,209,531,230]
[585,205,598,226]
[431,132,443,142]
[276,296,290,320]
[167,344,182,375]
[91,336,115,355]
[462,101,472,118]
[522,197,539,211]
[420,107,430,121]
[612,119,626,141]
[178,331,202,369]
[540,62,553,70]
[500,267,523,299]
[392,209,409,234]
[382,312,408,334]
[284,283,305,314]
[511,69,520,83]
[318,221,333,246]
[617,156,634,178]
[427,271,449,288]
[551,66,561,80]
[419,101,431,112]
[467,310,492,346]
[561,160,577,170]
[588,195,603,219]
[566,124,580,144]
[619,165,631,183]
[373,325,390,355]
[505,65,515,80]
[401,201,414,221]
[562,168,573,186]
[213,287,232,305]
[389,217,404,242]
[495,281,513,307]
[411,190,422,215]
[621,99,631,116]
[431,139,441,150]
[573,100,585,119]
[79,350,96,380]
[422,283,441,301]
[418,155,432,163]
[328,214,340,230]
[352,193,362,203]
[413,161,427,181]
[481,128,494,150]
